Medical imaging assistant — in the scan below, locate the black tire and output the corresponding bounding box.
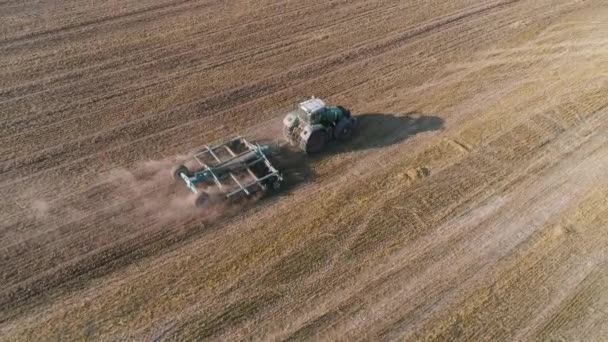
[334,117,353,141]
[267,176,282,191]
[227,139,243,153]
[300,129,327,154]
[337,105,351,118]
[194,192,211,208]
[173,165,191,181]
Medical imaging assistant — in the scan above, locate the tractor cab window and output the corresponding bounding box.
[296,108,310,124]
[308,110,321,124]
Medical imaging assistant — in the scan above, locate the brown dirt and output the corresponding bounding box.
[1,0,607,340]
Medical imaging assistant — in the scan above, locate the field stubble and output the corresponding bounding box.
[1,0,608,340]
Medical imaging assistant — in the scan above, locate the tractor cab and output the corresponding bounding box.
[297,98,327,125]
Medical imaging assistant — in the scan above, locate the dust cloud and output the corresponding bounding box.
[25,154,239,233]
[22,119,292,237]
[30,199,49,220]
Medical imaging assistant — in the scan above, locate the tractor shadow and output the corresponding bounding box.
[266,112,444,195]
[327,112,444,153]
[268,144,315,193]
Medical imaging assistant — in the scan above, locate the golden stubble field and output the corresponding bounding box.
[1,0,607,340]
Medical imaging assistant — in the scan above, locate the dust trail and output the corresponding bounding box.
[30,199,49,220]
[15,120,290,250]
[103,155,202,224]
[23,153,241,236]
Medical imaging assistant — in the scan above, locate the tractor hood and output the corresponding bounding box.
[283,111,300,128]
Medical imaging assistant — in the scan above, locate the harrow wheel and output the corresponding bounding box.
[173,165,191,181]
[194,192,211,208]
[266,176,282,191]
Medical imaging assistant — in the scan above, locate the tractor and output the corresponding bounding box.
[283,98,358,153]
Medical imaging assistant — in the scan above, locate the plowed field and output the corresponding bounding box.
[1,0,607,340]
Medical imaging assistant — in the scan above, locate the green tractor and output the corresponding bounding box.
[283,98,358,153]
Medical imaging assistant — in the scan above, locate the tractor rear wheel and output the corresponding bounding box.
[300,129,327,153]
[334,118,354,141]
[173,165,191,181]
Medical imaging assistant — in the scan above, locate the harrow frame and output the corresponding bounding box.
[176,137,282,201]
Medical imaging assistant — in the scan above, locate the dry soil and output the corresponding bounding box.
[1,0,607,340]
